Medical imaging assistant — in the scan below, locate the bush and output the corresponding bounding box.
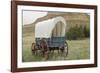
[66,25,90,40]
[83,25,90,37]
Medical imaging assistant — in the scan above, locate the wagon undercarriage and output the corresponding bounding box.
[31,37,68,60]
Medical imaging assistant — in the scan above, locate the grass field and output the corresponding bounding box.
[22,36,90,62]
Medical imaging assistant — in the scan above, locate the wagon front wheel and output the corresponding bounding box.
[31,43,38,55]
[64,41,68,56]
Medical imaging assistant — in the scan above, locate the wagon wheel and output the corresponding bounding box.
[31,43,38,55]
[39,39,50,60]
[64,41,68,56]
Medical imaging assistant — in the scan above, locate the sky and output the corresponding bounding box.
[23,10,48,25]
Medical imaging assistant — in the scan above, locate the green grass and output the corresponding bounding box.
[66,39,90,60]
[22,38,90,62]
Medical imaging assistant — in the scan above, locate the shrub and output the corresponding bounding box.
[66,25,90,40]
[83,25,90,37]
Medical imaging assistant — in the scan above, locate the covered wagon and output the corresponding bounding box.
[31,16,68,56]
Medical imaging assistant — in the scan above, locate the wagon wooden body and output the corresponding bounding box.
[36,37,65,48]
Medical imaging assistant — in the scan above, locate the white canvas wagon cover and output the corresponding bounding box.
[35,16,66,38]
